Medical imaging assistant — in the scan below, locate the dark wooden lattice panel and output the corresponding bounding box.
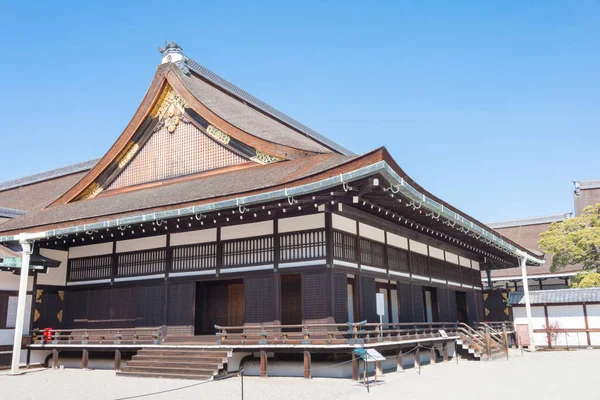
[430,258,446,281]
[360,276,377,323]
[466,291,478,325]
[333,273,348,324]
[244,276,275,325]
[65,289,88,329]
[112,286,137,328]
[172,243,217,271]
[410,252,429,277]
[397,282,413,322]
[87,288,113,329]
[333,230,356,262]
[472,268,483,288]
[359,238,385,267]
[279,229,326,262]
[167,281,194,326]
[108,121,248,190]
[438,288,449,322]
[448,289,457,321]
[223,236,274,267]
[459,266,474,286]
[476,291,485,321]
[388,246,410,273]
[117,249,166,277]
[68,255,112,282]
[302,271,329,325]
[446,262,460,283]
[281,274,302,326]
[412,284,425,322]
[136,284,164,327]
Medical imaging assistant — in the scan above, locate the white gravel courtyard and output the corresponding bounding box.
[1,349,598,400]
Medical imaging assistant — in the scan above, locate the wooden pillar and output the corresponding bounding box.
[414,348,420,368]
[303,351,312,379]
[260,351,268,378]
[351,352,359,380]
[52,349,58,369]
[396,349,403,371]
[443,343,449,362]
[583,303,592,347]
[430,346,436,364]
[81,349,89,370]
[375,360,383,379]
[114,350,121,371]
[484,330,492,359]
[544,305,551,348]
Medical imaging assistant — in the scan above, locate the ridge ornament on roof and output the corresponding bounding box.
[159,41,190,75]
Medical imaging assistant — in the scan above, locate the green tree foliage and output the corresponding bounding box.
[571,271,600,288]
[538,204,600,273]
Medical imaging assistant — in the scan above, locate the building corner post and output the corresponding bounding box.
[519,255,536,352]
[10,239,33,375]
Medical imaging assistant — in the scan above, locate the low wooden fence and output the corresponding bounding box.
[214,321,459,345]
[31,326,164,345]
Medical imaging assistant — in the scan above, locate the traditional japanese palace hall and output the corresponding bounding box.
[0,42,543,378]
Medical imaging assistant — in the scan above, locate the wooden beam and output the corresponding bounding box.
[303,351,312,379]
[82,349,89,370]
[260,351,268,378]
[114,350,121,371]
[414,348,420,369]
[583,303,592,347]
[396,349,403,371]
[430,346,436,364]
[351,352,359,380]
[443,343,449,362]
[52,349,58,369]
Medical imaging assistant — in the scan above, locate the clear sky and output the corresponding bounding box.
[0,1,598,223]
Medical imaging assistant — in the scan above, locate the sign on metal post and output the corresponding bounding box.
[376,293,385,316]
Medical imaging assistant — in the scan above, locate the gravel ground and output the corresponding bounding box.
[1,349,598,400]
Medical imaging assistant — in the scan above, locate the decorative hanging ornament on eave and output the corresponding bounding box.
[150,84,188,134]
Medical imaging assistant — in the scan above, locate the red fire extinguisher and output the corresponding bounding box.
[43,328,53,342]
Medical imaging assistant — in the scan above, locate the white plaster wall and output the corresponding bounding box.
[587,305,600,346]
[513,306,548,346]
[547,305,587,347]
[38,249,68,286]
[278,214,325,233]
[459,256,471,268]
[409,240,428,256]
[445,252,459,265]
[386,232,408,250]
[429,246,444,260]
[170,228,217,246]
[332,214,356,234]
[116,235,167,253]
[471,261,480,270]
[359,223,385,243]
[68,242,112,259]
[0,272,33,291]
[221,221,273,240]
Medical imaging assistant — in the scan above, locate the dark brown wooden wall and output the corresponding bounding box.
[448,289,457,322]
[333,273,348,324]
[397,282,413,322]
[438,288,449,321]
[360,276,377,323]
[244,275,275,325]
[167,281,194,326]
[466,291,478,324]
[302,271,329,324]
[412,284,425,322]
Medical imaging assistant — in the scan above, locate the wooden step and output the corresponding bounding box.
[116,370,213,381]
[136,350,229,357]
[121,365,218,375]
[127,360,222,368]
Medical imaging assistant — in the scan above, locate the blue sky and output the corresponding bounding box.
[1,1,598,222]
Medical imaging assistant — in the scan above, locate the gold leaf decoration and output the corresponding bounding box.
[77,182,103,200]
[504,308,510,316]
[56,310,63,323]
[251,150,284,165]
[483,293,489,301]
[36,289,43,303]
[206,125,231,145]
[485,308,490,316]
[34,309,40,322]
[151,85,187,119]
[58,291,64,302]
[117,143,140,169]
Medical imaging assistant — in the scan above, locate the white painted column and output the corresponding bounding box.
[10,240,32,375]
[519,256,536,352]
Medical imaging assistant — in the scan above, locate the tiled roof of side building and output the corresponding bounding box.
[0,159,99,192]
[574,180,600,190]
[487,213,572,229]
[178,59,354,156]
[508,287,600,306]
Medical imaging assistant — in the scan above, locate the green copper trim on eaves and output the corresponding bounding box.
[0,161,543,265]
